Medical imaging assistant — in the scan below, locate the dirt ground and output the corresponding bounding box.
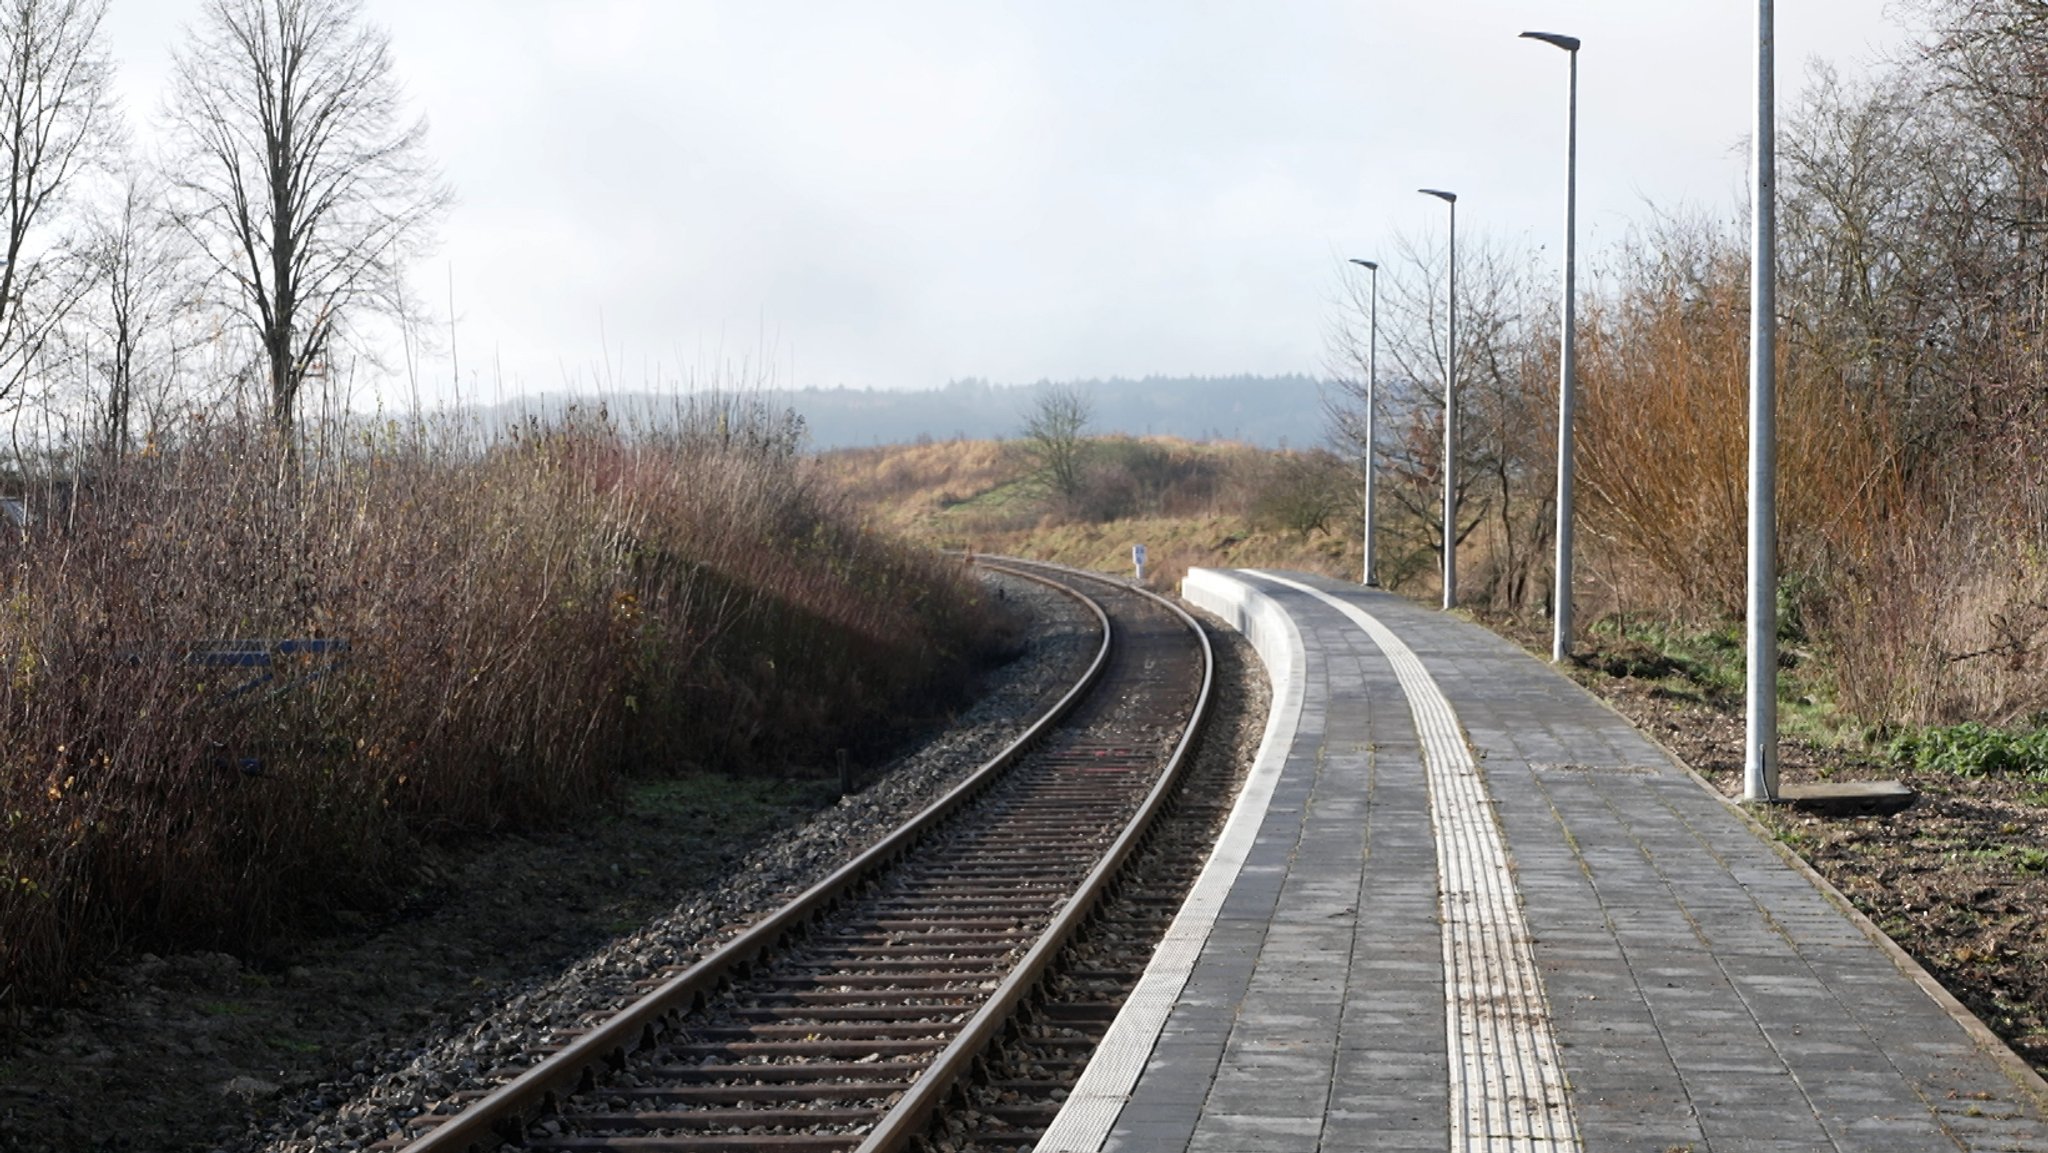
[1559,649,2048,1080]
[0,773,845,1152]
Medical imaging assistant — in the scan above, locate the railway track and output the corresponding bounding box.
[385,558,1216,1153]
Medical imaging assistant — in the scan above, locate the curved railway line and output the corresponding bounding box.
[383,558,1226,1153]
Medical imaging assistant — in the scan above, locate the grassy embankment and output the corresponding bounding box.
[823,436,1368,591]
[0,403,1004,1005]
[822,433,1872,758]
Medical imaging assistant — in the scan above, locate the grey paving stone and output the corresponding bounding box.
[1081,572,2048,1152]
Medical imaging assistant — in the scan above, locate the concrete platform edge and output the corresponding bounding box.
[1032,567,1309,1152]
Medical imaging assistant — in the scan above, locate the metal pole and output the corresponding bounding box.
[1746,0,1780,802]
[1420,188,1458,610]
[1349,258,1380,586]
[1368,262,1380,587]
[1522,31,1581,663]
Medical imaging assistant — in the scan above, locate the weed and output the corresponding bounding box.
[1889,723,2048,780]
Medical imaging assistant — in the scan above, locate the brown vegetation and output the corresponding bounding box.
[0,403,1000,1004]
[818,434,1373,598]
[1317,1,2048,734]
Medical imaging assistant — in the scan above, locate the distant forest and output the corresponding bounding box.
[481,376,1330,450]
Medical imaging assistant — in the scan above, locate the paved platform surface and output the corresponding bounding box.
[1038,570,2048,1153]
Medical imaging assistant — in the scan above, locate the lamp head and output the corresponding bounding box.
[1419,188,1457,204]
[1520,31,1580,53]
[1349,258,1378,271]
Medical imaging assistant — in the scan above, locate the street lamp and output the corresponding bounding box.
[1522,30,1581,664]
[1419,188,1458,610]
[1746,1,1780,802]
[1348,257,1380,586]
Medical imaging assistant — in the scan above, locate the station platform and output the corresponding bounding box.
[1036,569,2048,1152]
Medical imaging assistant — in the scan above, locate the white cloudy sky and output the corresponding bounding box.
[103,2,1915,405]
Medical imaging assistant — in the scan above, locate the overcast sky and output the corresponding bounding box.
[103,2,1915,406]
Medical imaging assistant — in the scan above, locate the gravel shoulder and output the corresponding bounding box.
[0,572,1099,1153]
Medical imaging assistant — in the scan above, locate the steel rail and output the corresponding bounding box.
[849,558,1216,1153]
[397,563,1111,1153]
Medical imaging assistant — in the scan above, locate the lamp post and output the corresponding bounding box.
[1348,257,1380,586]
[1419,188,1458,610]
[1522,31,1581,664]
[1746,0,1779,802]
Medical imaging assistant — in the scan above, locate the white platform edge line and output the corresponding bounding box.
[1250,573,1582,1152]
[1032,568,1309,1153]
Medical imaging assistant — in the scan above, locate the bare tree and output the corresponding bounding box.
[1324,235,1552,607]
[1020,382,1092,506]
[0,0,116,409]
[76,167,196,459]
[166,0,449,439]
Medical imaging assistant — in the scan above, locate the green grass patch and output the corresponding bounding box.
[1582,619,1747,702]
[1889,723,2048,781]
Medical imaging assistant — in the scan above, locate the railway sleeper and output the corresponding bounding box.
[680,1023,960,1041]
[606,1082,908,1103]
[520,1134,861,1152]
[546,1105,882,1131]
[655,1038,951,1058]
[635,1060,929,1082]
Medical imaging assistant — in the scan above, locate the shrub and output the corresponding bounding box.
[1247,449,1349,539]
[0,401,1000,1003]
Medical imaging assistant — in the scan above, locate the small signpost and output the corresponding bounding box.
[1133,543,1147,583]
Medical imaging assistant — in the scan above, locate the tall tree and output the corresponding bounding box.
[1324,235,1551,606]
[0,0,116,408]
[79,167,192,458]
[166,0,448,438]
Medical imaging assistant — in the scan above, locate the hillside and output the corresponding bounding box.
[474,375,1330,451]
[819,435,1366,592]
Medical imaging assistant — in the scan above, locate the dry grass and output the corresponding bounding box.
[1574,246,1904,625]
[1554,226,2048,730]
[0,403,998,1004]
[820,435,1397,595]
[818,439,1021,533]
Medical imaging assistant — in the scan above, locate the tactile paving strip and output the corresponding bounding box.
[1257,573,1580,1152]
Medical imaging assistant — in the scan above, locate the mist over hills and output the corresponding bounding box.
[477,375,1329,450]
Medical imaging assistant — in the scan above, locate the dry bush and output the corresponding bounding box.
[0,406,997,1003]
[1247,449,1349,539]
[1819,486,2048,727]
[1575,222,1902,625]
[1060,438,1231,524]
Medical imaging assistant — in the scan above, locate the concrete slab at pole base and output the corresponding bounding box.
[1775,779,1917,816]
